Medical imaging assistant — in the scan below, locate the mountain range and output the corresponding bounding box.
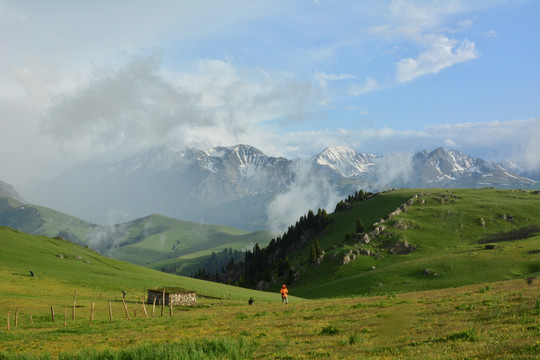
[11,145,538,231]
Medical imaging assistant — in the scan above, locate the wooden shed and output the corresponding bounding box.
[147,287,197,306]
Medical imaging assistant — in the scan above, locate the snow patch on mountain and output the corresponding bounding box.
[312,146,377,178]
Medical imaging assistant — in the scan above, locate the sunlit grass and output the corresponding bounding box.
[1,279,538,359]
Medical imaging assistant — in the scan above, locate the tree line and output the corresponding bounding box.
[194,189,374,288]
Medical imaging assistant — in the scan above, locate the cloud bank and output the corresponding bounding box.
[396,36,478,82]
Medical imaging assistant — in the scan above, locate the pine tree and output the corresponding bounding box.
[309,245,317,264]
[356,218,364,233]
[315,239,322,258]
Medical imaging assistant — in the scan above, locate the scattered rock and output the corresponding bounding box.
[389,240,415,255]
[369,225,386,237]
[360,233,370,244]
[479,218,486,227]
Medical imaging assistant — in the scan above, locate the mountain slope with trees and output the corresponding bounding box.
[216,188,540,298]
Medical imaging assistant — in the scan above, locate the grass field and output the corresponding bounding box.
[1,225,539,359]
[0,277,538,359]
[1,188,539,359]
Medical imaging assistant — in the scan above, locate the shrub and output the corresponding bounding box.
[447,329,479,342]
[320,325,341,335]
[348,332,360,345]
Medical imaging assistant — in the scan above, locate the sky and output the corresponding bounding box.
[1,0,540,192]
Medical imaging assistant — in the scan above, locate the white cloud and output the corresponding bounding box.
[484,30,497,40]
[374,151,414,186]
[266,162,341,232]
[396,36,478,82]
[260,118,540,172]
[312,71,354,89]
[39,55,326,162]
[349,77,379,96]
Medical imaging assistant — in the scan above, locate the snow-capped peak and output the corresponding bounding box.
[313,146,377,178]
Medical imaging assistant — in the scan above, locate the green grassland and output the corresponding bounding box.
[0,227,538,359]
[1,186,540,359]
[0,198,273,277]
[107,214,271,267]
[0,227,290,307]
[282,188,540,298]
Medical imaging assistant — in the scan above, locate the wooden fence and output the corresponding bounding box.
[4,291,185,331]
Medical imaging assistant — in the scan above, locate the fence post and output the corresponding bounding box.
[15,308,18,328]
[89,303,94,326]
[51,306,55,323]
[64,306,67,327]
[122,299,131,320]
[142,296,148,319]
[6,310,10,331]
[161,289,165,317]
[30,313,33,325]
[169,295,173,317]
[72,290,77,320]
[152,297,156,317]
[108,300,113,323]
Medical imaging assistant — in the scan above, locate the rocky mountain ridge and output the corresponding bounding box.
[14,144,539,230]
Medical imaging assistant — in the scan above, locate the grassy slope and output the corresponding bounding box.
[0,193,539,359]
[0,227,296,311]
[148,230,272,275]
[289,188,540,298]
[0,198,272,276]
[1,253,538,359]
[107,214,272,271]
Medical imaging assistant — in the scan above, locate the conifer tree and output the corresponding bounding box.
[315,239,322,258]
[356,218,364,233]
[309,245,317,264]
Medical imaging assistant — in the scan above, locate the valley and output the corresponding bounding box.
[0,187,539,358]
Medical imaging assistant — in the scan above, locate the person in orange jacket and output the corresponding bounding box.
[280,284,288,304]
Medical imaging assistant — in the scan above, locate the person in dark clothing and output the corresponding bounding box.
[248,297,254,305]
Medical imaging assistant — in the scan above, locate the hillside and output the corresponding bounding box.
[0,197,272,277]
[0,229,537,359]
[0,217,538,359]
[0,226,289,307]
[106,214,272,275]
[228,188,540,298]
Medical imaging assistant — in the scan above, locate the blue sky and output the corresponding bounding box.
[1,0,539,189]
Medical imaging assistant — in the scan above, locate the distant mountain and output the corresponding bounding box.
[28,145,294,230]
[27,145,537,231]
[310,146,536,189]
[0,180,25,202]
[311,146,377,179]
[498,159,540,183]
[411,148,537,188]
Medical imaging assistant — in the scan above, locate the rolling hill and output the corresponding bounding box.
[105,214,272,275]
[228,188,540,298]
[1,224,538,359]
[0,197,272,277]
[0,226,287,307]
